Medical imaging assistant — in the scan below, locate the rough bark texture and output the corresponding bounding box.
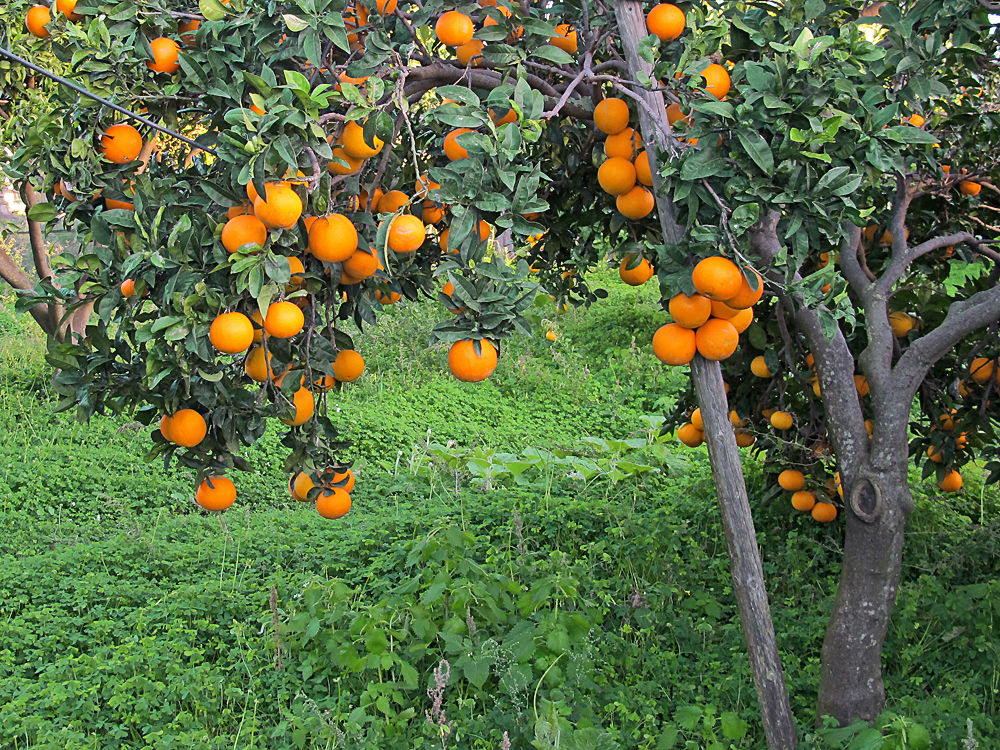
[613,3,797,746]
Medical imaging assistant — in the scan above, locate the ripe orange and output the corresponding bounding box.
[668,293,712,329]
[104,196,135,211]
[750,356,771,378]
[221,214,267,253]
[725,268,764,308]
[244,346,273,382]
[328,145,364,174]
[147,37,180,74]
[690,408,703,430]
[888,311,914,337]
[677,423,703,447]
[710,299,740,319]
[55,180,78,202]
[332,349,365,382]
[854,374,870,396]
[549,23,577,53]
[100,124,143,164]
[490,108,518,125]
[770,411,793,430]
[387,214,426,252]
[456,39,485,66]
[435,10,474,46]
[333,468,356,492]
[791,491,816,512]
[444,127,475,161]
[594,98,630,135]
[264,301,304,338]
[225,202,253,219]
[634,150,653,186]
[172,408,207,447]
[735,430,755,448]
[926,445,944,463]
[598,157,637,195]
[619,254,654,285]
[605,127,641,159]
[448,339,498,382]
[375,289,401,304]
[666,102,690,126]
[442,281,466,313]
[341,120,384,159]
[377,190,409,214]
[970,357,994,385]
[250,310,264,343]
[652,323,696,365]
[906,113,925,127]
[422,200,445,224]
[343,247,381,279]
[616,185,654,219]
[159,414,174,443]
[196,476,236,511]
[210,312,254,354]
[729,307,753,333]
[26,5,51,37]
[120,279,136,298]
[811,502,838,523]
[938,470,962,492]
[280,386,315,426]
[374,0,397,13]
[254,183,303,229]
[695,318,739,360]
[178,19,200,45]
[692,256,742,300]
[958,180,981,196]
[57,0,82,21]
[290,471,314,501]
[778,469,805,491]
[700,63,731,99]
[287,256,305,287]
[309,214,358,261]
[646,3,685,41]
[316,488,352,518]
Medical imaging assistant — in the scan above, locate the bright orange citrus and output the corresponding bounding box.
[448,339,498,381]
[652,323,696,365]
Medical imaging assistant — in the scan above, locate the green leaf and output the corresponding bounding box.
[27,202,57,222]
[881,125,938,144]
[533,45,573,65]
[720,711,748,740]
[282,13,310,32]
[198,0,227,21]
[735,131,774,173]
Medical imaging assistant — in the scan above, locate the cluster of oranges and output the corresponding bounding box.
[675,404,757,451]
[777,469,839,523]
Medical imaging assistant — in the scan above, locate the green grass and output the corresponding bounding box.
[0,274,997,749]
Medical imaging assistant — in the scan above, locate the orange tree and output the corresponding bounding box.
[3,0,999,742]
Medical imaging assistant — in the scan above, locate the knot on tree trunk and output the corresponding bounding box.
[848,470,884,523]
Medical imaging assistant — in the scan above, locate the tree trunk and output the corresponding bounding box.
[691,356,799,749]
[817,468,909,724]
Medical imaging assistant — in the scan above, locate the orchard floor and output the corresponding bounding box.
[0,273,997,749]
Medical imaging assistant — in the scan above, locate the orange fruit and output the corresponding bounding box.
[906,113,925,127]
[328,145,364,175]
[888,311,914,337]
[668,293,712,328]
[104,195,135,211]
[594,97,630,135]
[375,289,401,304]
[926,446,943,463]
[244,346,273,382]
[210,311,254,354]
[264,301,304,338]
[225,202,253,219]
[770,411,793,430]
[120,279,136,298]
[178,18,200,45]
[605,127,641,159]
[55,179,78,202]
[249,310,264,343]
[634,150,653,186]
[280,386,315,426]
[341,120,384,160]
[316,488,352,518]
[700,63,731,99]
[677,423,703,447]
[444,127,475,161]
[57,0,82,21]
[221,214,267,253]
[811,502,838,523]
[287,256,305,287]
[387,214,426,252]
[435,10,474,46]
[619,254,654,285]
[652,323,696,365]
[725,268,764,308]
[448,339,498,382]
[549,23,577,53]
[791,491,816,512]
[374,0,397,13]
[710,299,740,319]
[970,357,994,385]
[729,307,753,333]
[332,349,365,382]
[172,408,207,447]
[692,256,742,300]
[735,430,754,448]
[332,469,355,492]
[254,183,302,229]
[422,200,445,224]
[442,281,466,313]
[695,318,739,360]
[100,124,143,164]
[854,374,870,396]
[290,471,314,501]
[490,108,518,125]
[25,5,51,37]
[456,39,485,66]
[690,408,703,430]
[750,356,771,378]
[666,102,690,126]
[343,247,381,279]
[377,190,409,214]
[159,414,174,443]
[147,37,180,74]
[938,470,962,492]
[196,476,236,511]
[958,180,981,196]
[616,185,654,219]
[778,469,805,491]
[598,157,637,195]
[309,214,358,261]
[646,3,685,41]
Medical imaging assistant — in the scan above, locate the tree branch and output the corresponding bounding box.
[0,248,56,334]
